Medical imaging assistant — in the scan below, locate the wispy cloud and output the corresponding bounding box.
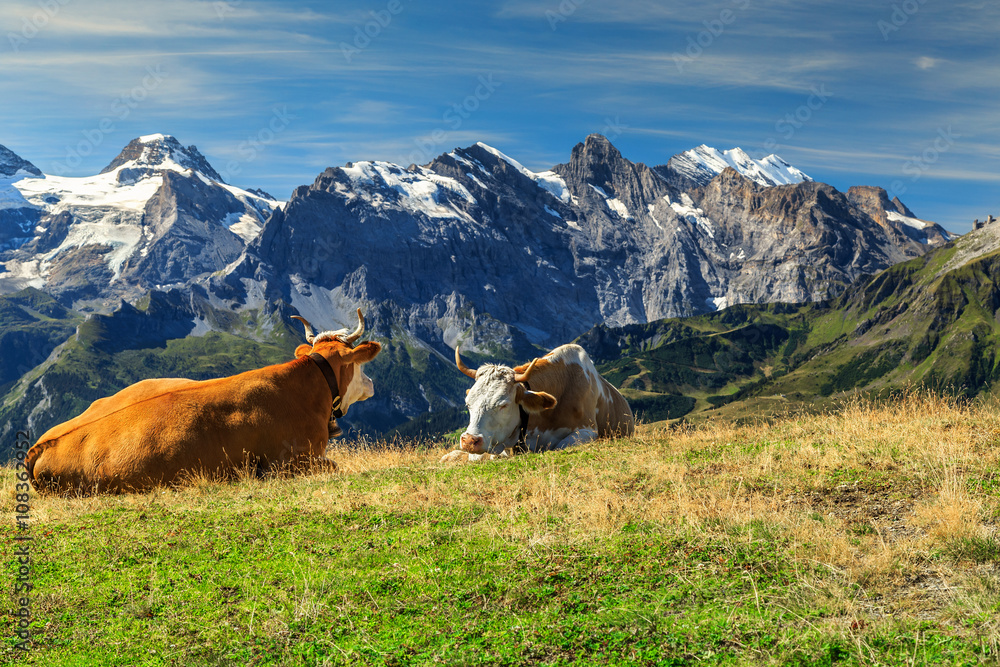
[0,0,996,220]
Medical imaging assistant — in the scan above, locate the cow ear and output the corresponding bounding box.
[294,344,313,359]
[518,389,557,413]
[344,341,382,365]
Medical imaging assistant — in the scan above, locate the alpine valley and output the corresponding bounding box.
[1,132,984,456]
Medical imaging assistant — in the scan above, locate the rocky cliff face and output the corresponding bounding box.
[215,134,951,347]
[687,171,919,305]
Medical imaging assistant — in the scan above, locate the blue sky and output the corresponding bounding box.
[1,0,997,232]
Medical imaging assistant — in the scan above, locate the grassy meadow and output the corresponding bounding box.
[4,393,1000,666]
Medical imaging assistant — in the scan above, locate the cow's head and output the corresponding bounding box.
[455,347,557,454]
[292,308,381,413]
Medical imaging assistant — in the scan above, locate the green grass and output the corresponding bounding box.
[8,509,819,665]
[7,394,1000,665]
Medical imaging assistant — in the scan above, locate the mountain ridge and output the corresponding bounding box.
[0,132,969,446]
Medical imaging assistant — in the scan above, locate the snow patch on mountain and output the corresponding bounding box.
[647,204,664,231]
[0,174,40,212]
[214,180,284,215]
[465,172,490,190]
[606,198,631,219]
[339,161,477,221]
[0,214,143,285]
[886,210,931,231]
[886,209,954,244]
[706,296,729,311]
[223,212,264,243]
[14,171,165,212]
[668,144,812,188]
[668,194,715,239]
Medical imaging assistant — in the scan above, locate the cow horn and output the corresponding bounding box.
[515,357,539,384]
[455,346,477,379]
[342,308,365,344]
[291,315,316,344]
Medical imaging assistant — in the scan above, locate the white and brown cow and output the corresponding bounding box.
[442,343,634,462]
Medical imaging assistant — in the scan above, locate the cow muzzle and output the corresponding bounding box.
[460,433,486,454]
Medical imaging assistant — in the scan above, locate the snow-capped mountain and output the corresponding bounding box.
[0,135,281,303]
[214,134,949,348]
[659,144,813,189]
[0,132,961,440]
[102,134,226,183]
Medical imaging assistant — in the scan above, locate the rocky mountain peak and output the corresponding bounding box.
[847,186,952,248]
[246,187,277,202]
[100,134,225,183]
[0,144,43,178]
[892,196,916,218]
[847,185,892,207]
[568,134,625,167]
[553,134,635,198]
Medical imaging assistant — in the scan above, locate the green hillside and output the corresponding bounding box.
[580,303,817,421]
[590,226,1000,423]
[0,288,80,399]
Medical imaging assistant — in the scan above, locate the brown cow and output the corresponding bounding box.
[26,309,381,494]
[442,343,634,462]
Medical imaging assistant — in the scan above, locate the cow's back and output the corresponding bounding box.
[27,378,202,492]
[27,362,330,494]
[35,378,199,444]
[522,344,634,438]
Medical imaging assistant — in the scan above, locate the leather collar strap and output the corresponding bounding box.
[308,353,345,419]
[514,381,531,453]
